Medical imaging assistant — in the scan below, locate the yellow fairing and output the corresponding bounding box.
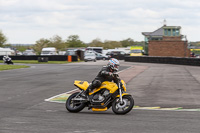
[74,80,89,91]
[74,80,127,95]
[89,81,118,95]
[92,107,108,111]
[116,93,130,97]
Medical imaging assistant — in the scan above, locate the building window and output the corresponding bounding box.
[176,29,180,36]
[168,29,171,36]
[145,37,148,42]
[164,29,168,36]
[172,29,176,36]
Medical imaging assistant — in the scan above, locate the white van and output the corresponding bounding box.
[41,47,58,55]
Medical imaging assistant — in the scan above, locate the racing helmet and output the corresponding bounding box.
[108,58,120,72]
[3,56,7,59]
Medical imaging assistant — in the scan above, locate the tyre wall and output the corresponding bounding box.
[0,55,78,61]
[124,56,200,66]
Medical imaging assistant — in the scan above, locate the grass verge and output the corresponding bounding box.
[0,60,80,64]
[0,65,30,71]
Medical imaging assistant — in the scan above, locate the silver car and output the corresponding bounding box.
[84,52,96,62]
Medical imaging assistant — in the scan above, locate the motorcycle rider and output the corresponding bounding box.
[83,58,120,99]
[3,55,7,62]
[3,55,12,64]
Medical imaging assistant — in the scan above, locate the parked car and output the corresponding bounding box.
[195,54,200,58]
[84,52,96,62]
[23,49,36,55]
[106,51,126,57]
[95,53,110,60]
[105,51,127,60]
[41,47,58,55]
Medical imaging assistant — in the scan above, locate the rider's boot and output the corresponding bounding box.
[82,84,92,100]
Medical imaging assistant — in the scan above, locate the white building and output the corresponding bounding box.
[0,47,15,56]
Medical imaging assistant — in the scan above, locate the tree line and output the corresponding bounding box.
[1,30,145,55]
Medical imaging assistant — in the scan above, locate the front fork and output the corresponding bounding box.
[119,83,123,104]
[75,90,84,98]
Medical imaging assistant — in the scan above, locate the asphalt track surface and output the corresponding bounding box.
[0,61,200,133]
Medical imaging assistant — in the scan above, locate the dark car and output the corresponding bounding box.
[95,53,110,60]
[106,51,126,57]
[105,51,127,60]
[195,54,200,58]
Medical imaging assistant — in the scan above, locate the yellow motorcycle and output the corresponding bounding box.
[66,73,134,114]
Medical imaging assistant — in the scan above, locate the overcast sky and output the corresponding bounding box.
[0,0,200,44]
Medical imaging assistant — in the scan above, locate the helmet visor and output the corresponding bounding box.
[114,64,119,68]
[113,64,119,71]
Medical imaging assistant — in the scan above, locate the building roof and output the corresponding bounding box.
[142,25,182,37]
[142,26,164,37]
[142,32,151,36]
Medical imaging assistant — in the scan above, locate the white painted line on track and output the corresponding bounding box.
[44,89,79,102]
[65,88,79,94]
[45,93,67,102]
[133,107,200,112]
[45,100,66,104]
[117,66,133,74]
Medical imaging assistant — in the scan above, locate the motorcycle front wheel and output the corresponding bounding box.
[112,95,134,115]
[66,92,86,113]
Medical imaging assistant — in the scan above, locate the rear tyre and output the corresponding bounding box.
[66,92,86,113]
[112,95,134,115]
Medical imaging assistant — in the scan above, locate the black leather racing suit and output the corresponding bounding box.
[85,66,118,95]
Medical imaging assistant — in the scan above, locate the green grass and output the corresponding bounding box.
[0,65,30,71]
[0,60,79,64]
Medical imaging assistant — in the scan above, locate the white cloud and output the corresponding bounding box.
[128,8,160,19]
[0,0,200,43]
[0,0,19,6]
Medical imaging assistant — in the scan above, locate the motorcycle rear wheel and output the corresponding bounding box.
[112,95,134,115]
[66,92,86,113]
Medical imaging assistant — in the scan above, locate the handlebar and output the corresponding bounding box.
[112,73,119,79]
[112,73,121,83]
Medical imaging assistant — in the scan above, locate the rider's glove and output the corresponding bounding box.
[109,72,113,77]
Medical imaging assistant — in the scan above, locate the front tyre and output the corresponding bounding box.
[66,92,86,113]
[112,95,134,115]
